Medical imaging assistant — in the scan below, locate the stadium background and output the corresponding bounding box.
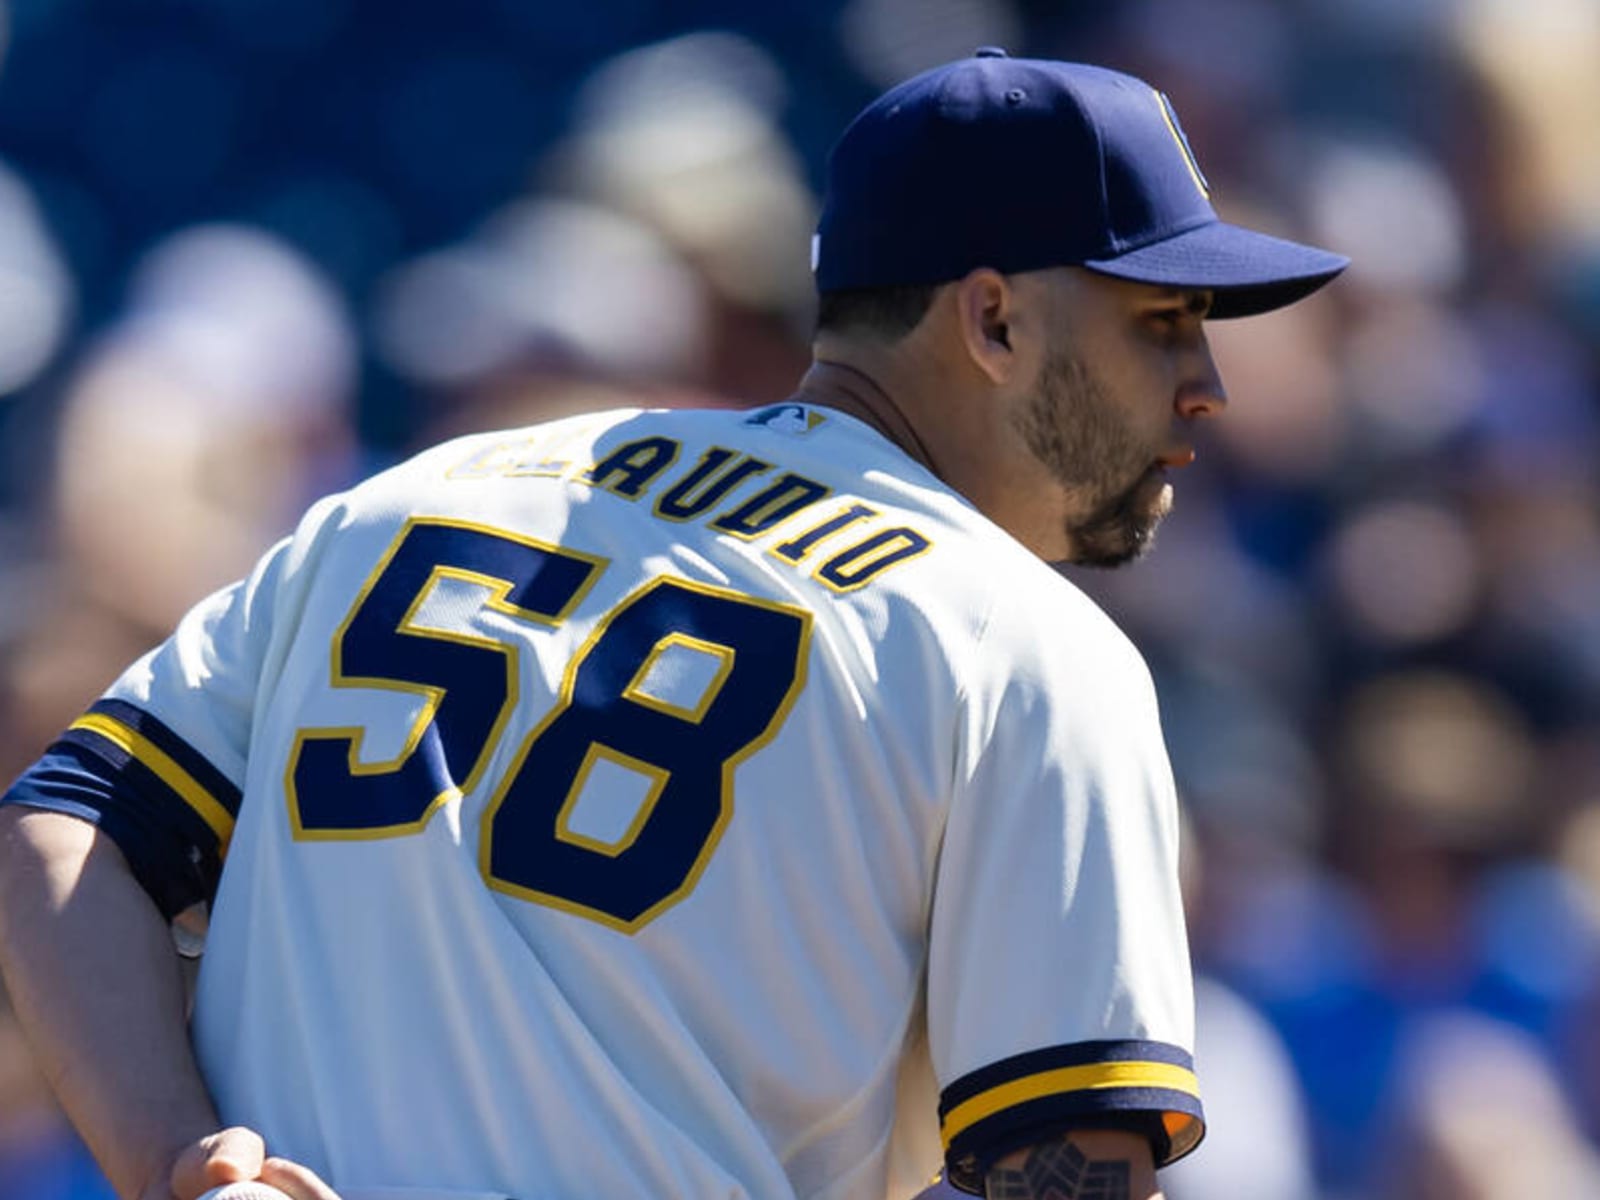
[2,0,1600,1197]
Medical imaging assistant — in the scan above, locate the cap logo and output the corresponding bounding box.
[1154,89,1210,200]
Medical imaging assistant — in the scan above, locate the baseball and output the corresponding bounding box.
[197,1184,294,1200]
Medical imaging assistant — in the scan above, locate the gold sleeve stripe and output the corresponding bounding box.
[68,713,237,849]
[940,1060,1201,1148]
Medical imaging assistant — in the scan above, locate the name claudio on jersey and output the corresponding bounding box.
[446,423,934,593]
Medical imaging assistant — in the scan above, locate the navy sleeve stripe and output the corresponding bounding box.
[88,699,242,816]
[938,1040,1205,1193]
[51,734,231,860]
[940,1039,1195,1112]
[65,707,238,847]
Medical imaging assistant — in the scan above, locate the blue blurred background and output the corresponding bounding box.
[3,2,1600,1198]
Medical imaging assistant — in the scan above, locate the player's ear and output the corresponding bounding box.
[951,268,1017,385]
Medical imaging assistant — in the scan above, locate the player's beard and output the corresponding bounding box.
[1010,347,1174,568]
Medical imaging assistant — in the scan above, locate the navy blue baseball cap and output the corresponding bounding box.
[814,50,1348,319]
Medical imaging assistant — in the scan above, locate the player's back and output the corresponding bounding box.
[165,404,1124,1199]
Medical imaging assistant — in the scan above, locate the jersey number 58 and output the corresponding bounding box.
[285,518,812,932]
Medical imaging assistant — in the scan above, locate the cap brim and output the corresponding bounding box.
[1083,221,1349,319]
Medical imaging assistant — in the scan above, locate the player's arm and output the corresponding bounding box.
[931,605,1203,1196]
[0,803,227,1198]
[984,1130,1161,1199]
[0,806,337,1200]
[0,528,341,1200]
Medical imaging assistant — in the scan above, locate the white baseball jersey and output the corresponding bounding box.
[9,404,1202,1199]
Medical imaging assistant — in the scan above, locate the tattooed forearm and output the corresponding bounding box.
[985,1139,1132,1200]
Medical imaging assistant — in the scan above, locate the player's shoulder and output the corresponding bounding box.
[967,549,1158,706]
[996,561,1142,656]
[300,408,642,522]
[375,408,650,484]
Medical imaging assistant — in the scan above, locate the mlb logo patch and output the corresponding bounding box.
[743,404,827,435]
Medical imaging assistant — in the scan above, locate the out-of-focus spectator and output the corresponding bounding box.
[0,161,73,403]
[52,224,356,635]
[0,226,359,785]
[1382,1012,1600,1200]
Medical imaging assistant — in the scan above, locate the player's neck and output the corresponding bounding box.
[792,359,942,478]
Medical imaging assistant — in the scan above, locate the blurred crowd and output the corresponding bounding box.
[1,1,1599,1198]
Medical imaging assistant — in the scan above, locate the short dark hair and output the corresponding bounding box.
[814,284,939,342]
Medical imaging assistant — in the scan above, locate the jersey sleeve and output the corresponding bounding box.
[928,609,1203,1193]
[1,531,294,918]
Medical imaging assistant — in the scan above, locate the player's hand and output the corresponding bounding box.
[257,1155,344,1200]
[150,1125,342,1200]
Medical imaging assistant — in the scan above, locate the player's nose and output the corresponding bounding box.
[1175,339,1227,420]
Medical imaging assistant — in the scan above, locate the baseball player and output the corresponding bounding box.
[0,52,1344,1200]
